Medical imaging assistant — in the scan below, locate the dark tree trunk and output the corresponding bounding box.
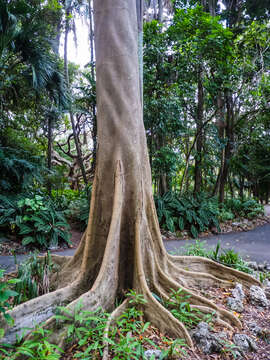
[194,65,204,194]
[239,176,244,199]
[47,116,53,196]
[158,0,163,22]
[212,92,225,197]
[219,91,234,203]
[70,113,89,187]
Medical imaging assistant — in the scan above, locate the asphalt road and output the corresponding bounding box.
[165,222,270,263]
[1,212,270,273]
[1,223,270,273]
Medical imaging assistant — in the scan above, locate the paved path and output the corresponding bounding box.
[1,219,270,273]
[165,222,270,263]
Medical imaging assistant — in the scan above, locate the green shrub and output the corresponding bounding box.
[155,192,220,237]
[65,189,91,229]
[0,147,44,195]
[223,198,264,219]
[51,189,80,211]
[0,194,71,249]
[0,270,19,336]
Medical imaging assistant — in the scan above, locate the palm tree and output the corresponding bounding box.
[0,0,67,107]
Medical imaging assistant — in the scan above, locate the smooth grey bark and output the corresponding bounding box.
[88,0,97,174]
[136,0,144,103]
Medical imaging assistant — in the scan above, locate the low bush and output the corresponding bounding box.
[0,270,19,337]
[0,193,71,249]
[222,198,264,220]
[64,188,91,229]
[155,192,220,238]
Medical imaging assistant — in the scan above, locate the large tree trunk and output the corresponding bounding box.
[88,0,97,174]
[0,0,259,350]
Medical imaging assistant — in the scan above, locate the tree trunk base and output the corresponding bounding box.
[0,163,260,353]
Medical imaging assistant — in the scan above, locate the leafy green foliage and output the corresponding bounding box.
[0,269,19,335]
[13,251,58,305]
[0,147,44,194]
[164,288,214,329]
[0,326,63,359]
[155,191,220,237]
[217,249,253,274]
[222,198,264,219]
[64,189,91,229]
[51,291,187,359]
[180,240,211,257]
[0,193,70,249]
[176,240,253,274]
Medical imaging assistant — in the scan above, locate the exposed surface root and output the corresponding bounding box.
[170,255,260,288]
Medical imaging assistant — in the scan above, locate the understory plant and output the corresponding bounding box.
[64,187,91,229]
[51,291,187,359]
[222,198,264,220]
[13,252,58,305]
[0,193,71,249]
[0,326,63,359]
[176,241,253,274]
[0,270,19,337]
[153,288,214,330]
[155,191,220,237]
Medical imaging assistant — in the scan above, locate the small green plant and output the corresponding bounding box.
[219,339,241,359]
[0,269,19,336]
[181,240,211,258]
[218,249,253,274]
[163,288,214,329]
[175,240,253,275]
[259,271,270,284]
[212,241,221,260]
[13,252,58,305]
[54,302,109,357]
[126,289,148,305]
[0,326,63,359]
[161,337,187,359]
